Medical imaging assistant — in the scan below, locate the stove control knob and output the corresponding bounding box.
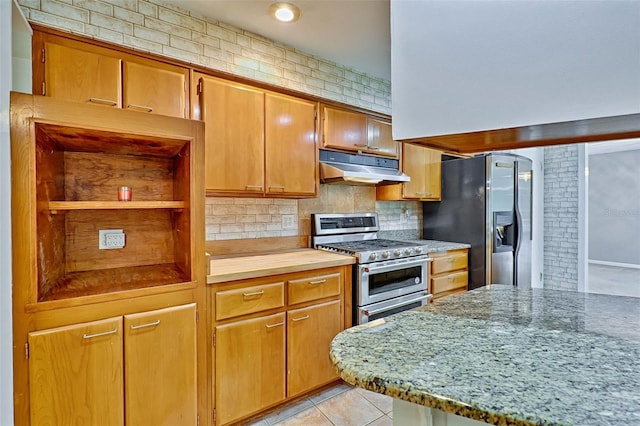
[404,248,413,255]
[415,247,423,254]
[393,249,401,256]
[369,252,377,261]
[382,251,390,259]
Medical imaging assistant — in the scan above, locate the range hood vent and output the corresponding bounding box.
[319,149,410,186]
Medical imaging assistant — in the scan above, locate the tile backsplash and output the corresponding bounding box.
[206,186,423,242]
[205,197,298,241]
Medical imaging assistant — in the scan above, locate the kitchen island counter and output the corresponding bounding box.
[330,285,640,426]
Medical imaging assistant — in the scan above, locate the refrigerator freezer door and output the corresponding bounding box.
[489,158,516,285]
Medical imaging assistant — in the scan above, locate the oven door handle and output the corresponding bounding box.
[361,257,432,275]
[364,294,432,317]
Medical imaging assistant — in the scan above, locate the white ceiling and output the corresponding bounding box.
[165,0,391,80]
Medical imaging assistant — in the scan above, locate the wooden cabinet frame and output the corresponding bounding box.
[209,265,351,425]
[10,92,206,426]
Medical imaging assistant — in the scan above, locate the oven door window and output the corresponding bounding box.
[369,266,422,296]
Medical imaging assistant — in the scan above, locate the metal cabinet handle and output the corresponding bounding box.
[415,192,433,196]
[367,146,380,150]
[265,321,285,328]
[245,185,263,190]
[353,143,368,148]
[268,186,285,192]
[130,320,161,330]
[83,329,118,339]
[309,279,326,285]
[126,104,153,112]
[89,97,117,106]
[291,315,310,322]
[243,290,265,297]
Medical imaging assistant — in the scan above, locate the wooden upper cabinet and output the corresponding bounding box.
[322,106,367,151]
[36,31,188,118]
[402,144,441,200]
[367,118,398,158]
[195,73,318,197]
[197,73,265,194]
[377,143,442,201]
[322,105,397,158]
[124,304,197,426]
[44,41,121,108]
[123,61,188,118]
[28,317,124,426]
[265,93,317,196]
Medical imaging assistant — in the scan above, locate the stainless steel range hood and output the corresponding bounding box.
[319,149,410,186]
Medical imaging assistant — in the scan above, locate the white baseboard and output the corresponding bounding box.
[588,259,640,270]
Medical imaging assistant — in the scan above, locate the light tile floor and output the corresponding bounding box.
[246,382,393,426]
[587,263,640,298]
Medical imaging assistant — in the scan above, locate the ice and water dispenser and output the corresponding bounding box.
[493,211,515,253]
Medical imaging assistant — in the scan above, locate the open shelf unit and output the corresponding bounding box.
[11,93,205,304]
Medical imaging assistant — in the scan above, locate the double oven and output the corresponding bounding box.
[312,213,432,324]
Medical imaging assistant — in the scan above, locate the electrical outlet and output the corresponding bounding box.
[99,229,125,249]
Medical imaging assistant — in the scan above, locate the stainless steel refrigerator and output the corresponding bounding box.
[423,153,532,289]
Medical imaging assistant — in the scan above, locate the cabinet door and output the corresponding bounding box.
[215,313,286,425]
[123,61,188,118]
[28,317,124,426]
[402,143,428,199]
[287,300,342,397]
[367,118,398,158]
[197,73,265,194]
[45,42,121,107]
[124,304,197,426]
[424,147,442,200]
[265,93,317,196]
[402,144,442,200]
[322,105,367,152]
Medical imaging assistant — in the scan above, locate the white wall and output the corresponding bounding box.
[1,0,13,422]
[2,2,31,422]
[391,1,640,139]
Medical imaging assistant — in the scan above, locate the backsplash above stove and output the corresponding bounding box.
[205,185,423,242]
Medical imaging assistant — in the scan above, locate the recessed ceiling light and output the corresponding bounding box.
[269,2,301,23]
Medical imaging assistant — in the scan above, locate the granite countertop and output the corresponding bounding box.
[330,286,640,426]
[412,239,471,253]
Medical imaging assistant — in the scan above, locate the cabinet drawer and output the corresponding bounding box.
[288,273,341,305]
[215,282,285,321]
[431,271,468,295]
[430,252,468,275]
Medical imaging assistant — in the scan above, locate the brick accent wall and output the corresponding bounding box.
[543,145,580,290]
[18,0,394,242]
[17,0,391,114]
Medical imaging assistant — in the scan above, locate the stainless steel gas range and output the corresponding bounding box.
[312,213,432,325]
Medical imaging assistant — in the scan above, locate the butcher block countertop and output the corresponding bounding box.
[207,249,355,284]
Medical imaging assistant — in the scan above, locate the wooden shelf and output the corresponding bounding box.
[39,263,191,302]
[48,201,185,213]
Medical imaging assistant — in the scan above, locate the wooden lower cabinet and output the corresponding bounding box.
[211,266,349,425]
[429,249,469,300]
[29,317,125,426]
[287,300,342,397]
[124,304,198,426]
[27,304,197,426]
[215,313,287,426]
